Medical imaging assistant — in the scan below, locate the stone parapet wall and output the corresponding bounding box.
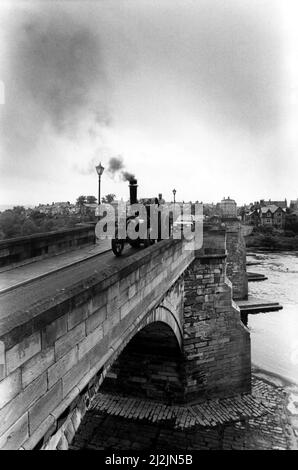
[0,224,96,268]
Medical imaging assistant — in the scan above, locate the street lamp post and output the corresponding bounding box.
[172,188,177,204]
[95,162,105,205]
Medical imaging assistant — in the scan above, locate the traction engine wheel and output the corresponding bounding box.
[111,239,125,256]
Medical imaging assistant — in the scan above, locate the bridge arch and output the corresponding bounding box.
[102,316,185,404]
[102,284,184,382]
[126,303,183,350]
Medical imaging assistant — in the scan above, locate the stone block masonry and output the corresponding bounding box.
[89,389,268,429]
[224,219,248,300]
[0,238,194,450]
[183,249,251,402]
[89,229,251,406]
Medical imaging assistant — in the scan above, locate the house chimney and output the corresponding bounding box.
[129,179,138,205]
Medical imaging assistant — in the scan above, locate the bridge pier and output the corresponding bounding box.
[224,219,248,300]
[183,229,251,402]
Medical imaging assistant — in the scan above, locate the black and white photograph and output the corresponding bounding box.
[0,0,298,453]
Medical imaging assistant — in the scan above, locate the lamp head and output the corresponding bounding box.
[95,162,105,176]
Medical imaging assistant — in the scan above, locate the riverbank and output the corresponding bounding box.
[250,367,298,449]
[246,233,298,251]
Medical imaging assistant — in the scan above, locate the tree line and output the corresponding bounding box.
[0,194,116,240]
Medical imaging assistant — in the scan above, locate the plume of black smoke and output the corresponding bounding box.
[122,171,137,184]
[107,156,136,184]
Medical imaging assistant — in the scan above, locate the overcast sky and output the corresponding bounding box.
[0,0,297,206]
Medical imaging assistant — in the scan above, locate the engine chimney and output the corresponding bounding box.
[129,179,138,205]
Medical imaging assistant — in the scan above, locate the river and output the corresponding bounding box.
[246,251,298,385]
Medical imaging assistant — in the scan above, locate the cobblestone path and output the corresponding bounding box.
[70,376,298,450]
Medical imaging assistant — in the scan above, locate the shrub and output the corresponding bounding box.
[284,230,296,238]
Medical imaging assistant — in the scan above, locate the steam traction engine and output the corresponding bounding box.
[111,180,171,256]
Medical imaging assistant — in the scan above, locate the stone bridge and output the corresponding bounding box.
[0,219,250,450]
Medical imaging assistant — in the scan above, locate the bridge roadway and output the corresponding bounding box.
[0,243,143,338]
[0,239,111,294]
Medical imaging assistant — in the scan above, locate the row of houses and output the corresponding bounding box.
[34,197,297,230]
[243,199,288,229]
[246,205,286,228]
[35,202,79,216]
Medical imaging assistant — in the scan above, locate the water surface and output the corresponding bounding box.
[246,251,298,385]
